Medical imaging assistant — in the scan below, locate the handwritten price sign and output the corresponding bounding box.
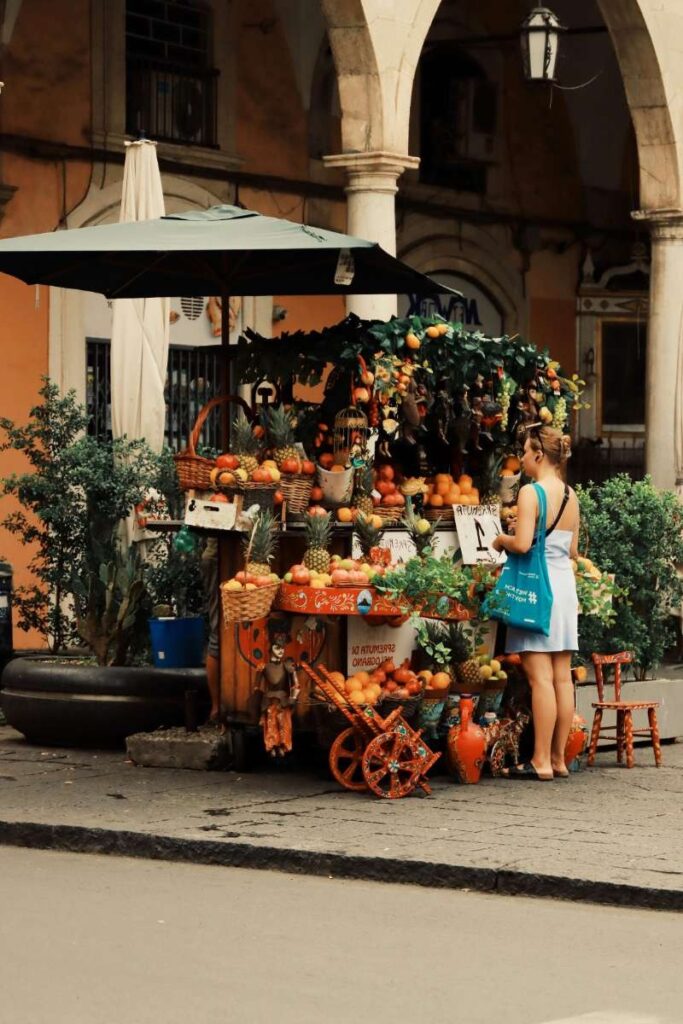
[452,504,506,565]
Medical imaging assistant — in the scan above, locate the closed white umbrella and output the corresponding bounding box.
[110,139,169,452]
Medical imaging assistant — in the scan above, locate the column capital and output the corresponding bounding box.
[632,208,683,242]
[323,150,420,196]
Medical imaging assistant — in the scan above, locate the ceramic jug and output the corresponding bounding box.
[447,695,486,784]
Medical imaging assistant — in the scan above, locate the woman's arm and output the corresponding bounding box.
[492,484,537,555]
[570,518,579,560]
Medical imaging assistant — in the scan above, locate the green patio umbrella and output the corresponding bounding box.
[0,204,460,300]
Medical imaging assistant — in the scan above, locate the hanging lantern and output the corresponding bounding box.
[520,6,565,83]
[333,405,368,466]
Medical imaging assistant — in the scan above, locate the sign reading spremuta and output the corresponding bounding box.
[453,504,506,565]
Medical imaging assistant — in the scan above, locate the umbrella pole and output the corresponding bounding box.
[220,288,231,451]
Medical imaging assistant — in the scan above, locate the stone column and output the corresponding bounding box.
[324,151,419,321]
[633,209,683,490]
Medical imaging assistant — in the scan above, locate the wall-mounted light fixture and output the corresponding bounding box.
[520,7,565,83]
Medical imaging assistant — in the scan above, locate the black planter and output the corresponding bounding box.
[0,656,209,748]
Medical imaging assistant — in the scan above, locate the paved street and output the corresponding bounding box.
[0,847,681,1024]
[0,726,681,908]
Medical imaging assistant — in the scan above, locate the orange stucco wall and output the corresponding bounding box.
[0,0,92,648]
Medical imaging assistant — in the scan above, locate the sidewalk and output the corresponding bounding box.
[0,724,681,911]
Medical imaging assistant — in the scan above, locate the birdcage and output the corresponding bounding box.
[333,405,368,466]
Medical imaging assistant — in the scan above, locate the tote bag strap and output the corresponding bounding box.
[531,482,548,547]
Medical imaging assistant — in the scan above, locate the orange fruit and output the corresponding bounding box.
[470,488,479,504]
[348,691,365,705]
[337,507,353,523]
[446,489,461,504]
[458,474,473,487]
[435,473,451,485]
[429,494,444,508]
[345,677,363,692]
[459,479,473,495]
[435,480,450,496]
[330,464,345,474]
[328,671,346,688]
[355,671,371,684]
[504,456,521,472]
[500,468,515,478]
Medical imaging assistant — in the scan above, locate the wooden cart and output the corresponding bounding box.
[300,662,440,799]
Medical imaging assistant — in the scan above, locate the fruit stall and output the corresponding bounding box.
[173,312,607,788]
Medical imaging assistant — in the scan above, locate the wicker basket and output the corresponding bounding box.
[374,505,403,523]
[222,480,277,510]
[378,693,422,721]
[174,394,253,492]
[425,506,456,522]
[220,581,279,624]
[280,473,313,513]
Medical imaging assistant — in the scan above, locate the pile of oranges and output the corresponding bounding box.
[426,473,480,508]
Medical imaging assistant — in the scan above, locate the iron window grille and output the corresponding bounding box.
[125,0,218,147]
[87,338,223,453]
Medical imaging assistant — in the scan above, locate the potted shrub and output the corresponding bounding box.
[0,381,207,746]
[576,475,683,679]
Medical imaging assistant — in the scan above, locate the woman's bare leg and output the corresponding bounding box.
[550,651,574,774]
[520,652,556,778]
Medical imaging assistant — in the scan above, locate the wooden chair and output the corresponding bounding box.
[587,652,661,769]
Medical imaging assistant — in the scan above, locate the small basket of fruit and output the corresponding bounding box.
[373,659,425,720]
[175,395,253,492]
[264,405,315,512]
[220,512,280,624]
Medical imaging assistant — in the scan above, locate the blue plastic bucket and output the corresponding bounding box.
[148,617,205,669]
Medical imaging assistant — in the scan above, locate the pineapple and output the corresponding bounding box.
[402,497,436,558]
[267,405,299,469]
[449,623,482,690]
[232,410,261,476]
[303,511,332,573]
[354,514,385,562]
[480,450,503,507]
[352,465,375,518]
[244,511,277,578]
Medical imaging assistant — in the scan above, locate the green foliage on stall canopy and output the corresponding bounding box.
[234,313,584,422]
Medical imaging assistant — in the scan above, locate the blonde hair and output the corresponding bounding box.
[524,426,572,466]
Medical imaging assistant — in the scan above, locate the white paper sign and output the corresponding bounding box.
[347,617,417,675]
[452,504,505,565]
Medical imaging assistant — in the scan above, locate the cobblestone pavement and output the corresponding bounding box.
[0,726,680,908]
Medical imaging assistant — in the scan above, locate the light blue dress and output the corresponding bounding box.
[506,529,579,653]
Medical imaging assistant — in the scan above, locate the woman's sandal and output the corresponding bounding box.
[553,768,570,779]
[502,762,553,782]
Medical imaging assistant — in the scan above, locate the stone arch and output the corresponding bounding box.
[398,227,525,334]
[598,0,680,210]
[321,0,442,154]
[323,0,680,210]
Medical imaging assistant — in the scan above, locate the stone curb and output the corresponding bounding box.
[0,819,680,913]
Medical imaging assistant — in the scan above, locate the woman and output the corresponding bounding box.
[491,426,579,781]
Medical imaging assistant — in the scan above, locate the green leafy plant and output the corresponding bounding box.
[0,380,169,661]
[373,553,471,613]
[576,475,683,679]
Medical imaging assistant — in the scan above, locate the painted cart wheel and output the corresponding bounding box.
[329,727,369,792]
[361,728,427,799]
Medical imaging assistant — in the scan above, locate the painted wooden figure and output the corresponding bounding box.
[257,620,300,757]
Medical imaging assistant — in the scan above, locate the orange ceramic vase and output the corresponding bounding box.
[564,712,588,768]
[447,696,486,784]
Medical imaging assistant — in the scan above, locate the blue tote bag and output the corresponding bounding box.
[484,482,553,635]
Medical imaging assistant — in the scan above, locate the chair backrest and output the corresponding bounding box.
[591,652,633,702]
